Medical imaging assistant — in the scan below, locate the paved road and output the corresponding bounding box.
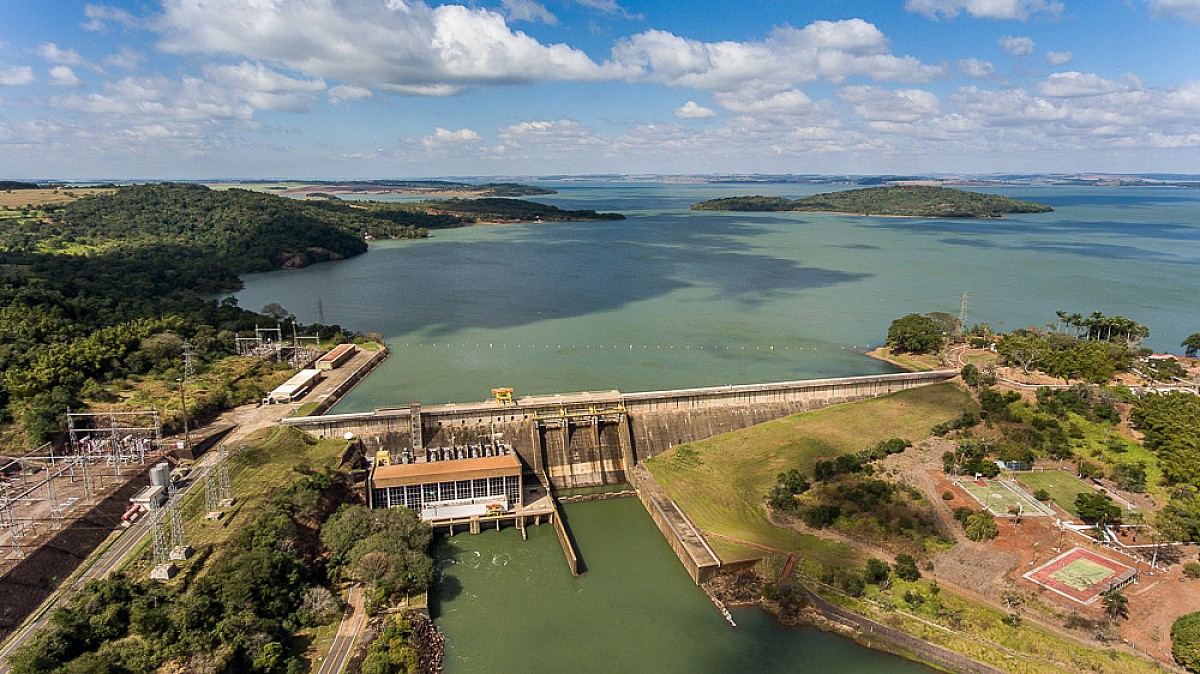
[317,586,366,674]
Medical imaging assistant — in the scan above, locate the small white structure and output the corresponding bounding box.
[264,369,323,404]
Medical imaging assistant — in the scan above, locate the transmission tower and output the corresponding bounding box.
[217,445,233,505]
[151,503,170,567]
[957,292,969,337]
[316,297,326,326]
[204,470,220,514]
[168,505,187,552]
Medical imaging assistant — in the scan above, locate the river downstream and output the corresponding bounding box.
[433,498,931,673]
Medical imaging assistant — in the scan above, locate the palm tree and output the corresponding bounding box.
[1102,588,1129,620]
[1055,310,1068,334]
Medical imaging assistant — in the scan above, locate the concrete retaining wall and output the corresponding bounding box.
[634,465,721,584]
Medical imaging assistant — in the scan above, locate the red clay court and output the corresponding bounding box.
[1023,547,1137,605]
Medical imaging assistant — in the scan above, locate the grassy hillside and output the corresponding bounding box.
[645,383,972,565]
[692,185,1054,218]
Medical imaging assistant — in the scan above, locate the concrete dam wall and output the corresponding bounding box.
[284,370,956,490]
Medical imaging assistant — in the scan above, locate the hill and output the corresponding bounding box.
[691,185,1053,218]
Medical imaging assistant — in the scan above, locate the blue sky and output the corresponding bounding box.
[1,0,1198,179]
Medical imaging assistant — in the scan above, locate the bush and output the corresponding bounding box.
[864,558,890,585]
[1184,563,1200,579]
[1176,612,1200,672]
[894,554,921,582]
[942,490,955,501]
[903,589,925,607]
[964,511,999,541]
[839,572,866,597]
[1034,488,1051,502]
[1002,613,1023,627]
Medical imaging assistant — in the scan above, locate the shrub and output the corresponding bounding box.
[964,511,999,541]
[839,572,866,597]
[1034,488,1051,502]
[864,558,890,585]
[1175,611,1200,672]
[1184,563,1200,579]
[903,589,925,607]
[942,490,955,501]
[1002,613,1023,627]
[894,554,921,582]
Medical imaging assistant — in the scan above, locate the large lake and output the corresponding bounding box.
[236,182,1200,410]
[235,181,1200,672]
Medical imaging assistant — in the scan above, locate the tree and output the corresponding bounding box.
[997,333,1048,374]
[894,554,921,581]
[964,511,999,541]
[886,313,945,354]
[1075,491,1122,524]
[1102,588,1129,620]
[864,558,891,584]
[1183,334,1200,359]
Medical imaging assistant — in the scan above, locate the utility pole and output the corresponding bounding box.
[177,378,189,450]
[957,292,969,337]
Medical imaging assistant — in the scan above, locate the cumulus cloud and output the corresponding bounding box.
[157,0,619,96]
[498,119,604,149]
[840,85,941,122]
[502,0,557,24]
[715,90,816,115]
[612,19,941,93]
[38,43,86,66]
[1045,50,1073,66]
[1037,72,1142,98]
[328,84,373,103]
[1148,0,1200,22]
[103,47,143,70]
[958,58,995,78]
[999,35,1035,56]
[49,66,83,87]
[905,0,1064,20]
[82,4,142,31]
[674,101,717,119]
[422,126,483,149]
[0,65,35,86]
[204,61,326,111]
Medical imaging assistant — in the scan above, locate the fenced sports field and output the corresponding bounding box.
[1023,547,1137,604]
[954,478,1055,517]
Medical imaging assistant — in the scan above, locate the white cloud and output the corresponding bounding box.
[328,84,373,103]
[1037,71,1141,98]
[958,58,995,78]
[0,65,35,86]
[999,35,1035,56]
[612,19,941,93]
[157,0,619,96]
[840,85,941,122]
[422,127,483,149]
[674,101,717,119]
[1045,50,1073,66]
[204,61,326,111]
[502,0,557,24]
[715,90,815,115]
[905,0,1064,20]
[498,119,604,149]
[82,4,142,31]
[1148,0,1200,22]
[38,43,86,66]
[49,66,83,87]
[53,75,254,124]
[103,47,143,70]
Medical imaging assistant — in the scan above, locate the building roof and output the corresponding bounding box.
[371,454,521,488]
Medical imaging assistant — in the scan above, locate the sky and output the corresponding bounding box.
[1,0,1199,179]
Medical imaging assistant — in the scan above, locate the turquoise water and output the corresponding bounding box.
[432,498,932,674]
[235,182,1200,410]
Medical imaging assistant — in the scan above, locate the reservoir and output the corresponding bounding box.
[234,181,1200,670]
[235,182,1200,410]
[433,498,931,674]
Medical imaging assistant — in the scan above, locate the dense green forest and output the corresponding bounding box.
[0,184,408,445]
[691,186,1053,217]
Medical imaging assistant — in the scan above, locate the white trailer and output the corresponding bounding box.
[264,369,323,404]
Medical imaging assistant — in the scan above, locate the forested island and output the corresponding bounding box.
[691,185,1054,218]
[254,179,556,197]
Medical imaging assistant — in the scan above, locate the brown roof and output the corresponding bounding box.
[371,454,521,488]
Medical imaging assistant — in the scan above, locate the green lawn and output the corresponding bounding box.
[1015,470,1095,518]
[645,383,972,568]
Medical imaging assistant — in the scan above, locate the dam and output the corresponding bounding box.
[284,369,956,491]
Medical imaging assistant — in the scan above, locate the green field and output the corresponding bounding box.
[955,479,1051,516]
[1051,558,1116,591]
[1015,470,1095,518]
[645,383,972,567]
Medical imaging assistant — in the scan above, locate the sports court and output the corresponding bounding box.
[955,478,1054,517]
[1023,547,1137,604]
